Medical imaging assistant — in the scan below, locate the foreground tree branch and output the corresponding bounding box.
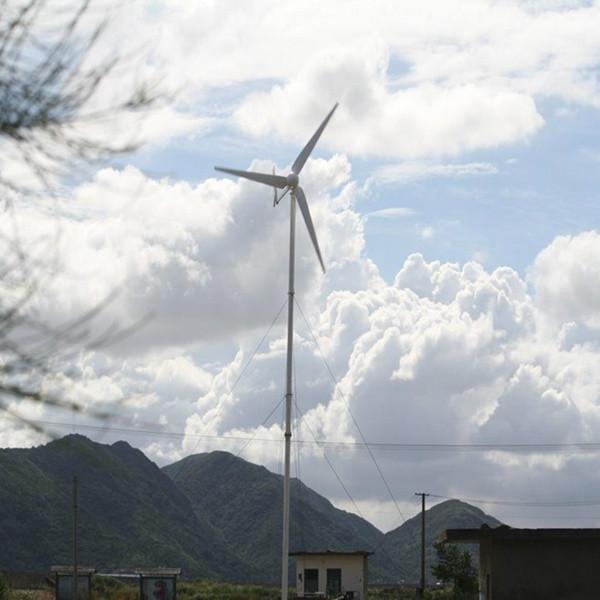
[1,0,159,191]
[0,0,161,438]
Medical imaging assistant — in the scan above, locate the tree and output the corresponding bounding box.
[0,573,8,600]
[431,542,478,600]
[0,0,159,433]
[1,0,159,192]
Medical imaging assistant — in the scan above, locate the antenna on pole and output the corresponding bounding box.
[214,103,338,600]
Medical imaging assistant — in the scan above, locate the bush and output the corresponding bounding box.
[431,543,478,600]
[0,574,9,600]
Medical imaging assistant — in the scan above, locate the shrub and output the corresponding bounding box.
[0,574,9,600]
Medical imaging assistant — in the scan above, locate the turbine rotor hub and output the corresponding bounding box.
[286,173,299,188]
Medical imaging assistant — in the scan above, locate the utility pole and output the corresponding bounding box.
[415,492,429,598]
[73,476,78,600]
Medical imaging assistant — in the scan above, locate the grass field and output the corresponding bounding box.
[2,575,459,600]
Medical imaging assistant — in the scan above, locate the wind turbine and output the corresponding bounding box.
[215,102,338,600]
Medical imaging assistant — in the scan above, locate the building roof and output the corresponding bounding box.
[51,566,96,575]
[135,569,182,577]
[289,550,373,557]
[444,525,600,544]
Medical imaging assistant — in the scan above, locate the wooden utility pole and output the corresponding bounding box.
[415,492,429,598]
[73,476,78,600]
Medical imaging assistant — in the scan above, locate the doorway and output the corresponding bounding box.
[304,569,319,594]
[326,569,342,596]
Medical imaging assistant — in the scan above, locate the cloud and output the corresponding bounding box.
[66,0,600,164]
[417,225,435,240]
[4,155,365,353]
[5,129,600,534]
[366,208,416,219]
[370,161,498,185]
[163,234,600,530]
[113,0,600,162]
[234,49,544,159]
[530,230,600,328]
[75,107,213,151]
[133,1,600,105]
[479,363,585,444]
[4,144,600,532]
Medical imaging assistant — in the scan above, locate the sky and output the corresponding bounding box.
[4,0,600,533]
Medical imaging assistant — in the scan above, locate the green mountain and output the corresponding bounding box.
[162,451,394,582]
[375,499,502,584]
[0,435,256,580]
[0,435,501,585]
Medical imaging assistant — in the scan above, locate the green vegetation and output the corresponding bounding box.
[0,436,253,580]
[90,579,453,600]
[89,578,281,600]
[377,499,500,583]
[0,435,500,585]
[91,576,137,600]
[0,574,9,600]
[164,451,384,582]
[177,580,280,600]
[367,586,455,600]
[0,578,460,600]
[431,543,478,600]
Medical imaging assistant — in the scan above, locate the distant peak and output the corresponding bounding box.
[111,440,133,450]
[47,433,93,447]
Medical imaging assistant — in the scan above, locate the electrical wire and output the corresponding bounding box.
[25,418,600,455]
[430,493,600,508]
[235,396,285,459]
[292,354,307,551]
[167,297,287,483]
[294,298,410,529]
[293,398,365,520]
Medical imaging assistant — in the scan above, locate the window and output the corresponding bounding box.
[327,568,342,595]
[304,569,319,594]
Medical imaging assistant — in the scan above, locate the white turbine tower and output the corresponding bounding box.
[215,102,338,600]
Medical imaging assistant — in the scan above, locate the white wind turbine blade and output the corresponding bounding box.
[295,186,325,273]
[215,166,288,189]
[291,103,339,175]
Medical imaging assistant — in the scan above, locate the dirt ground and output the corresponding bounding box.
[9,589,54,600]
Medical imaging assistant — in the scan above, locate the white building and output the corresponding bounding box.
[290,550,372,600]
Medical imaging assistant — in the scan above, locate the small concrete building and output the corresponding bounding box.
[136,568,181,600]
[290,550,372,600]
[444,525,600,600]
[51,566,95,600]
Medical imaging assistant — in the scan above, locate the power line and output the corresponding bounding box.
[166,297,287,485]
[228,298,288,398]
[500,516,600,521]
[234,396,285,459]
[293,355,306,551]
[430,493,600,508]
[293,398,365,520]
[23,418,600,455]
[295,298,411,529]
[294,298,424,579]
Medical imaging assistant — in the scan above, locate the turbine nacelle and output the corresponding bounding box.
[215,102,338,274]
[286,172,299,188]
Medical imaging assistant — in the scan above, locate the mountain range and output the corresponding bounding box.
[0,435,501,584]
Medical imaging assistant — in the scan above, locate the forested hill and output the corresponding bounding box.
[375,498,503,583]
[0,435,501,584]
[163,450,392,582]
[0,435,256,580]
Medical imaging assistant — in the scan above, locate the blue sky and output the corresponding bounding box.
[125,93,600,283]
